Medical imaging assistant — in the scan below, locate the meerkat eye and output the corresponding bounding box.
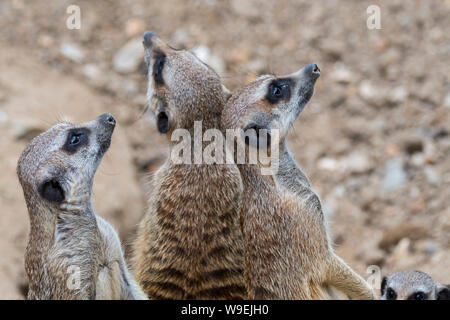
[266,79,292,103]
[411,292,426,300]
[70,134,81,145]
[386,288,397,300]
[153,52,166,85]
[271,85,282,97]
[64,128,89,153]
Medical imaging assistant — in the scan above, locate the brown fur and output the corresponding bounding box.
[221,65,376,300]
[17,114,147,299]
[132,32,246,299]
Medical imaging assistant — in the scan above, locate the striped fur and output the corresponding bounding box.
[132,32,246,299]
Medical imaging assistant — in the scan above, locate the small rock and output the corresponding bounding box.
[321,39,345,61]
[231,0,260,18]
[0,110,7,123]
[358,80,378,104]
[13,123,45,142]
[388,86,408,105]
[380,157,407,193]
[171,29,188,47]
[82,64,101,80]
[402,136,423,155]
[342,152,372,174]
[379,223,429,251]
[424,166,440,185]
[418,240,438,257]
[410,196,425,212]
[410,153,425,167]
[191,45,225,74]
[246,59,266,73]
[388,238,412,264]
[125,18,146,38]
[318,157,341,172]
[38,34,54,48]
[331,64,353,84]
[443,92,450,108]
[231,48,250,64]
[113,38,144,73]
[60,42,85,63]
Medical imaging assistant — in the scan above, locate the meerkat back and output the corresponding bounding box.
[132,32,246,299]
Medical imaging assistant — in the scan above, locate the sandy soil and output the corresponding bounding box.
[0,0,449,299]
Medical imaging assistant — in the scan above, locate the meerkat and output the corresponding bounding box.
[381,270,450,300]
[132,32,246,299]
[17,114,147,300]
[221,63,376,300]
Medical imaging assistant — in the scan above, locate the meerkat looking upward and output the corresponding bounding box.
[132,32,246,299]
[17,114,147,300]
[381,270,450,300]
[221,64,376,300]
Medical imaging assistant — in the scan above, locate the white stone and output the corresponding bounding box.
[113,38,144,73]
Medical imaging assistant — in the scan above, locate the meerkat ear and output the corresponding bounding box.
[380,276,388,296]
[222,84,232,102]
[39,179,65,203]
[437,285,450,300]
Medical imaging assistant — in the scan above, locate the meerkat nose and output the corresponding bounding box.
[143,31,158,48]
[312,63,320,74]
[99,113,116,126]
[305,63,320,78]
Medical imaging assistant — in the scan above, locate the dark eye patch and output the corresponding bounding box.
[63,128,89,153]
[386,287,397,300]
[266,78,293,104]
[153,51,166,85]
[408,291,427,300]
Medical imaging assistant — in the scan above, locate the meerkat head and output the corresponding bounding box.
[381,270,450,300]
[142,31,230,134]
[222,63,320,151]
[17,113,116,214]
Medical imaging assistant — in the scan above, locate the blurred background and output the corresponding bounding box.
[0,0,449,299]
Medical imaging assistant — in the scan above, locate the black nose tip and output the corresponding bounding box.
[312,63,320,74]
[143,31,157,48]
[99,113,116,126]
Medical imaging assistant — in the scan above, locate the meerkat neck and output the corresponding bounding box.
[277,141,311,189]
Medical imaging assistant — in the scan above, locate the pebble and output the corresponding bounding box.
[330,64,353,84]
[388,86,408,105]
[125,18,145,38]
[424,166,440,185]
[60,42,85,63]
[113,38,144,73]
[342,152,372,174]
[379,223,429,250]
[358,80,378,104]
[0,110,8,123]
[82,64,101,80]
[443,92,450,108]
[380,157,407,193]
[190,45,225,74]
